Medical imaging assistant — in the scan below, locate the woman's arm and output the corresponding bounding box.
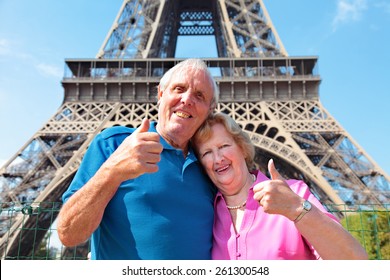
[253,159,368,260]
[293,202,368,259]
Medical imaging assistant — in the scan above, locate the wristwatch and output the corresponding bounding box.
[294,200,312,223]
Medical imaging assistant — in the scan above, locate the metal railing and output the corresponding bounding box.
[0,202,389,260]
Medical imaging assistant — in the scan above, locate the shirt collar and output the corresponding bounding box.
[150,121,197,161]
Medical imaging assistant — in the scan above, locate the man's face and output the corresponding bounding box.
[156,66,214,149]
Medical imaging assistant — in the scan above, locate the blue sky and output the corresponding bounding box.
[0,0,389,176]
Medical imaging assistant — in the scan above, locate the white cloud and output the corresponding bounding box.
[0,38,35,62]
[374,1,390,14]
[0,38,11,55]
[0,38,27,59]
[332,0,368,30]
[0,88,7,111]
[0,37,62,78]
[36,63,63,78]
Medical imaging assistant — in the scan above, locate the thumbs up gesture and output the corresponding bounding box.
[102,118,163,183]
[253,159,302,220]
[268,158,284,181]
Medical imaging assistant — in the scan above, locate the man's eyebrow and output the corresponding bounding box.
[170,82,186,88]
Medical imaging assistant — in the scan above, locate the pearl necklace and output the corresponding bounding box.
[226,201,247,210]
[226,174,256,210]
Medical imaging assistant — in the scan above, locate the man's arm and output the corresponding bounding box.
[57,119,163,247]
[57,163,122,246]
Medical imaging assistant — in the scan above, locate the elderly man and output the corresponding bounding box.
[57,59,219,260]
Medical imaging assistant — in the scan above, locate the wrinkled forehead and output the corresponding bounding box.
[170,66,212,83]
[194,123,226,150]
[171,66,213,89]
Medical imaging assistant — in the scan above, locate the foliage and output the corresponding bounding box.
[33,231,59,260]
[341,210,390,260]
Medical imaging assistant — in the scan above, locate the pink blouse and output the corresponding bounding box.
[212,171,338,260]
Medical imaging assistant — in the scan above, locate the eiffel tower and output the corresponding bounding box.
[1,0,389,259]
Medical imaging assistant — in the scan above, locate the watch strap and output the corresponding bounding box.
[294,200,311,223]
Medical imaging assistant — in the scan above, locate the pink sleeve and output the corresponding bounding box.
[286,179,340,259]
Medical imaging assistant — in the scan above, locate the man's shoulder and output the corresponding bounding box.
[98,126,136,140]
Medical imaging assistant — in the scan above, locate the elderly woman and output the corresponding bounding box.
[192,112,368,260]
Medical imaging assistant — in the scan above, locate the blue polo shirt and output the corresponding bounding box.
[62,122,215,260]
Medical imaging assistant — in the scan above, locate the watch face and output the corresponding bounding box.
[303,200,312,211]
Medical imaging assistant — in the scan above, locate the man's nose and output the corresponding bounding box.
[181,90,195,105]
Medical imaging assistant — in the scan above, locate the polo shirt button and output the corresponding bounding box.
[236,233,240,238]
[236,252,241,257]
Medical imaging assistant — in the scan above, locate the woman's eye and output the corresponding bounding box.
[201,151,210,158]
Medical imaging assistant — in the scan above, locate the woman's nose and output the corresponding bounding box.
[213,150,224,163]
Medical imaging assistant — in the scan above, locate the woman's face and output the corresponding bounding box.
[197,123,249,196]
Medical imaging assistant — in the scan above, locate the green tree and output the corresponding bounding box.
[33,231,58,260]
[341,211,390,260]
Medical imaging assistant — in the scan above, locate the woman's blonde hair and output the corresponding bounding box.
[192,112,256,170]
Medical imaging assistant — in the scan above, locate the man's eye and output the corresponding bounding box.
[174,86,184,92]
[196,92,204,99]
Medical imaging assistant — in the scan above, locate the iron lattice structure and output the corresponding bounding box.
[0,0,389,259]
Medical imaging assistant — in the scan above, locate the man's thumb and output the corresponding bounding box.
[268,159,284,181]
[136,118,150,134]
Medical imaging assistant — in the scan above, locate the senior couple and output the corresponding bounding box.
[57,59,367,260]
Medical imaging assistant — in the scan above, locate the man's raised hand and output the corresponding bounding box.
[102,118,163,183]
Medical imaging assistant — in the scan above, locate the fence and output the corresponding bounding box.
[0,202,389,260]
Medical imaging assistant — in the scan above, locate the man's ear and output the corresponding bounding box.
[157,85,163,100]
[208,103,216,116]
